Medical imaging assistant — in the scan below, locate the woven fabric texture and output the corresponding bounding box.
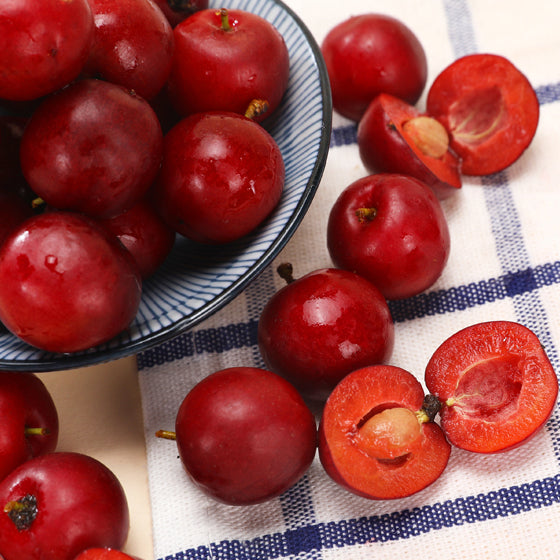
[138,1,560,558]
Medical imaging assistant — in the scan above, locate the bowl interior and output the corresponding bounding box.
[0,0,332,371]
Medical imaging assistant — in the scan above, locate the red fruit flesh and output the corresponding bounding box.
[321,13,427,122]
[258,267,394,401]
[152,0,209,27]
[319,365,451,500]
[74,548,140,560]
[99,199,176,278]
[427,54,539,175]
[425,321,558,453]
[358,93,462,199]
[0,372,59,481]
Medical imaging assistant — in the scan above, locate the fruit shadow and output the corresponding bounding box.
[446,427,555,482]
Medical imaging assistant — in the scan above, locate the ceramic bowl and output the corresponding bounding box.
[0,0,332,371]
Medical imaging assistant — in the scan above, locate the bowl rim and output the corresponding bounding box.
[0,0,333,372]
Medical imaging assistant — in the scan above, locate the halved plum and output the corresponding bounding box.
[427,54,539,176]
[319,365,451,500]
[425,321,558,453]
[357,93,462,200]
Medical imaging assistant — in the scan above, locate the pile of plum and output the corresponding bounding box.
[0,0,287,354]
[0,3,556,560]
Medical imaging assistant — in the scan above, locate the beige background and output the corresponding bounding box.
[37,357,154,559]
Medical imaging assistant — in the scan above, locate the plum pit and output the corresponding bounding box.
[353,405,423,462]
[402,115,450,159]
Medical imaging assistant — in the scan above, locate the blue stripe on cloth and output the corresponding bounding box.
[137,260,560,369]
[137,320,258,369]
[158,474,560,560]
[481,173,560,371]
[443,0,478,57]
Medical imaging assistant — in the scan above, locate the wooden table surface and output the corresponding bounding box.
[37,356,154,559]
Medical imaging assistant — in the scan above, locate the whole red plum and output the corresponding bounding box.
[327,173,451,300]
[20,79,163,220]
[173,367,317,505]
[321,13,427,121]
[0,211,142,353]
[258,266,395,401]
[0,452,129,560]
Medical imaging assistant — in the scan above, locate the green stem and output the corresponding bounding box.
[25,427,50,437]
[217,8,231,31]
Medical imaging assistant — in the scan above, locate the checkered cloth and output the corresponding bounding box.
[137,0,560,558]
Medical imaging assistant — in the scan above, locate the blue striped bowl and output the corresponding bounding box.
[0,0,332,371]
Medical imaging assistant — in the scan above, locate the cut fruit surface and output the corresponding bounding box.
[425,321,558,453]
[319,365,451,500]
[427,54,539,175]
[357,93,462,199]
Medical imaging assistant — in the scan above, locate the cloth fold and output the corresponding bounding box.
[138,0,560,558]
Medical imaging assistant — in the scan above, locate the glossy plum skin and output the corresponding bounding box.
[0,372,59,482]
[321,13,427,122]
[0,452,129,560]
[319,365,451,500]
[327,173,451,300]
[85,0,175,101]
[258,267,395,401]
[0,211,142,353]
[427,53,540,176]
[20,79,163,220]
[167,9,290,121]
[358,93,462,200]
[0,0,94,101]
[99,199,176,279]
[174,367,317,505]
[425,321,559,453]
[152,0,209,27]
[154,111,284,244]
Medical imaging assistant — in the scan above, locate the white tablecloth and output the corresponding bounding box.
[138,1,560,558]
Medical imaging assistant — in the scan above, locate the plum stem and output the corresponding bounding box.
[31,196,45,209]
[4,494,38,531]
[355,207,377,223]
[217,8,231,31]
[25,427,50,436]
[155,429,177,441]
[276,262,295,284]
[417,394,442,423]
[245,99,270,120]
